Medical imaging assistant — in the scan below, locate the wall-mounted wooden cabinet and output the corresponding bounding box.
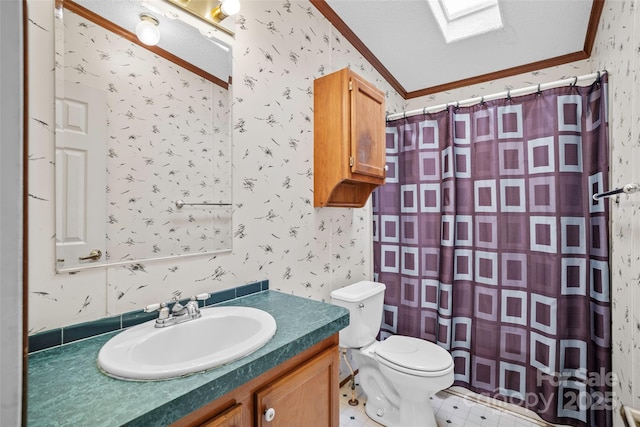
[314,68,386,207]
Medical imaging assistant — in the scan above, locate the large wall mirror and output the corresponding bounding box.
[54,0,233,272]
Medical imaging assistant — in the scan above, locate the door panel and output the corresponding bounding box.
[55,82,107,268]
[350,75,386,178]
[255,347,338,427]
[199,403,242,427]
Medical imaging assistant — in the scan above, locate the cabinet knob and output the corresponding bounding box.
[264,407,276,422]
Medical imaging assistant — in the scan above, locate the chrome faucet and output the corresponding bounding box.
[144,293,210,328]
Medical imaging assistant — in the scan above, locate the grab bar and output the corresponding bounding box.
[175,199,232,209]
[592,183,640,200]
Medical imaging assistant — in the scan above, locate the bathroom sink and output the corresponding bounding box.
[97,306,277,381]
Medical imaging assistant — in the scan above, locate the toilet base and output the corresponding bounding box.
[363,394,438,427]
[354,349,444,427]
[362,392,399,426]
[351,340,453,427]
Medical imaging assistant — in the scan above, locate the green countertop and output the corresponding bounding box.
[28,290,349,426]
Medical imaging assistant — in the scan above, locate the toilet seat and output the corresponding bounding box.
[374,335,453,377]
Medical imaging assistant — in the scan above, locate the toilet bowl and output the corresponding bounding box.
[331,281,454,427]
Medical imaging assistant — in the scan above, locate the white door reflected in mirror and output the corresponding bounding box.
[55,83,107,268]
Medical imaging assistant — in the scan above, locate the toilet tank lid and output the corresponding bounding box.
[330,281,386,302]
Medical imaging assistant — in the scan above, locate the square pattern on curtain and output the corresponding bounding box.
[373,75,611,427]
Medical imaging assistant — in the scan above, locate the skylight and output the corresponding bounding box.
[427,0,503,43]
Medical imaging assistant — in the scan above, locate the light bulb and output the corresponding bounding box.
[211,0,241,22]
[220,0,241,16]
[136,14,160,46]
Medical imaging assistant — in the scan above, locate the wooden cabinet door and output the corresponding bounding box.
[349,73,386,178]
[254,346,339,427]
[199,403,242,427]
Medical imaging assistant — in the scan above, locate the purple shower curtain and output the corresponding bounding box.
[373,74,611,427]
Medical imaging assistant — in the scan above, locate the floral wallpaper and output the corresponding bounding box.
[590,0,640,416]
[27,0,640,421]
[28,0,404,332]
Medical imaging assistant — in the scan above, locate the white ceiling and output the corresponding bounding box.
[320,0,599,98]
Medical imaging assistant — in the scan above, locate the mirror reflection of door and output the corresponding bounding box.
[53,1,233,271]
[55,82,107,268]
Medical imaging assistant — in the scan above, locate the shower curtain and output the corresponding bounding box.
[373,74,611,427]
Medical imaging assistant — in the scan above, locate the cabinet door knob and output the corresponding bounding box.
[264,407,276,422]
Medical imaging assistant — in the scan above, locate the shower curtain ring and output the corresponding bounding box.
[480,96,485,105]
[423,107,428,116]
[571,76,578,87]
[537,84,542,96]
[507,89,511,101]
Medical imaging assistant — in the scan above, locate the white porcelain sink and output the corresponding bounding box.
[97,306,277,381]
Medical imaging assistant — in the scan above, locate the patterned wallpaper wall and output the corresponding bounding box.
[28,0,639,417]
[590,0,640,414]
[28,0,404,333]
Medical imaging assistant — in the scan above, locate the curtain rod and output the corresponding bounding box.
[593,183,640,201]
[386,70,607,121]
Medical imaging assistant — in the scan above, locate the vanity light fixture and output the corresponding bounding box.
[161,0,238,37]
[136,13,161,46]
[210,0,241,23]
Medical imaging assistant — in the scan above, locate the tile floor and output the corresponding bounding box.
[339,382,550,427]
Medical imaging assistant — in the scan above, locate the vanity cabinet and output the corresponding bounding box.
[173,335,340,427]
[314,68,386,207]
[254,344,337,426]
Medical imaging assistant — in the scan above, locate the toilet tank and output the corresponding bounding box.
[330,281,386,348]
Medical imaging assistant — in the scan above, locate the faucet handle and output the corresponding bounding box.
[144,303,162,312]
[194,293,210,301]
[186,293,210,308]
[145,302,170,320]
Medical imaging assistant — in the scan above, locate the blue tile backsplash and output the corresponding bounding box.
[29,280,269,353]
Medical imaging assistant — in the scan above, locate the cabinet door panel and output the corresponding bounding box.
[350,75,386,178]
[255,347,338,427]
[199,403,242,427]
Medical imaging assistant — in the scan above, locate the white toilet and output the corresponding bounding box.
[331,281,454,427]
